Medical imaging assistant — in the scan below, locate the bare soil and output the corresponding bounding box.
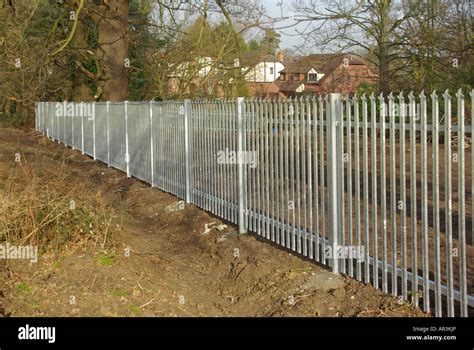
[0,128,426,317]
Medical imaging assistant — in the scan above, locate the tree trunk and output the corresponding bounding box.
[378,46,390,95]
[95,0,129,101]
[377,1,391,95]
[71,18,94,101]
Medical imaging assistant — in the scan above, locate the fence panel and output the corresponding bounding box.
[58,106,65,144]
[190,100,239,223]
[83,111,94,157]
[95,103,108,163]
[65,109,73,146]
[35,91,473,317]
[128,102,152,184]
[72,108,82,151]
[48,102,55,141]
[106,102,126,171]
[157,101,186,199]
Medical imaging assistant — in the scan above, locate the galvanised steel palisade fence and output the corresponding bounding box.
[35,90,473,317]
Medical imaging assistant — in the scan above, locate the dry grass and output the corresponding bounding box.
[0,144,114,256]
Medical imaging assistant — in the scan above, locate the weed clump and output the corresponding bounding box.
[0,152,114,255]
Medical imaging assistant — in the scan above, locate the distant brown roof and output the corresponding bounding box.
[279,53,365,75]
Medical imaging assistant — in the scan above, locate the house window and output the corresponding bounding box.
[270,67,274,75]
[308,73,318,82]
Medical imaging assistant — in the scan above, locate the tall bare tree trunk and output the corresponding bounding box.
[379,45,390,95]
[377,0,391,95]
[95,0,129,101]
[72,19,94,101]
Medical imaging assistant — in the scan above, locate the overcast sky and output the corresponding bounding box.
[262,0,303,49]
[261,0,328,54]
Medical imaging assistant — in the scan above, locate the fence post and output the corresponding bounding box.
[327,93,343,274]
[43,102,46,134]
[149,101,154,187]
[53,102,56,141]
[35,102,38,131]
[237,97,247,234]
[184,99,192,203]
[42,102,44,133]
[81,102,85,154]
[92,102,96,160]
[57,102,60,143]
[38,102,41,133]
[124,101,130,178]
[36,102,39,132]
[51,103,54,138]
[71,103,75,150]
[63,102,66,145]
[106,101,110,166]
[51,102,54,140]
[47,103,51,138]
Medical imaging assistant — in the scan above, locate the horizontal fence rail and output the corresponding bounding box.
[35,90,473,317]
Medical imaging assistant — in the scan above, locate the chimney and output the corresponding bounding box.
[277,50,284,63]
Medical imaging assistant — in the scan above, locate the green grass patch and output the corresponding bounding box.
[16,282,31,294]
[128,305,141,315]
[98,252,115,266]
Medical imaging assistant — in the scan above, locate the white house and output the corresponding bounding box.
[173,56,213,78]
[170,52,285,84]
[243,53,285,83]
[167,52,287,97]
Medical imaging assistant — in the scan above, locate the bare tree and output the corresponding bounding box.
[401,0,473,91]
[0,0,65,123]
[291,0,421,94]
